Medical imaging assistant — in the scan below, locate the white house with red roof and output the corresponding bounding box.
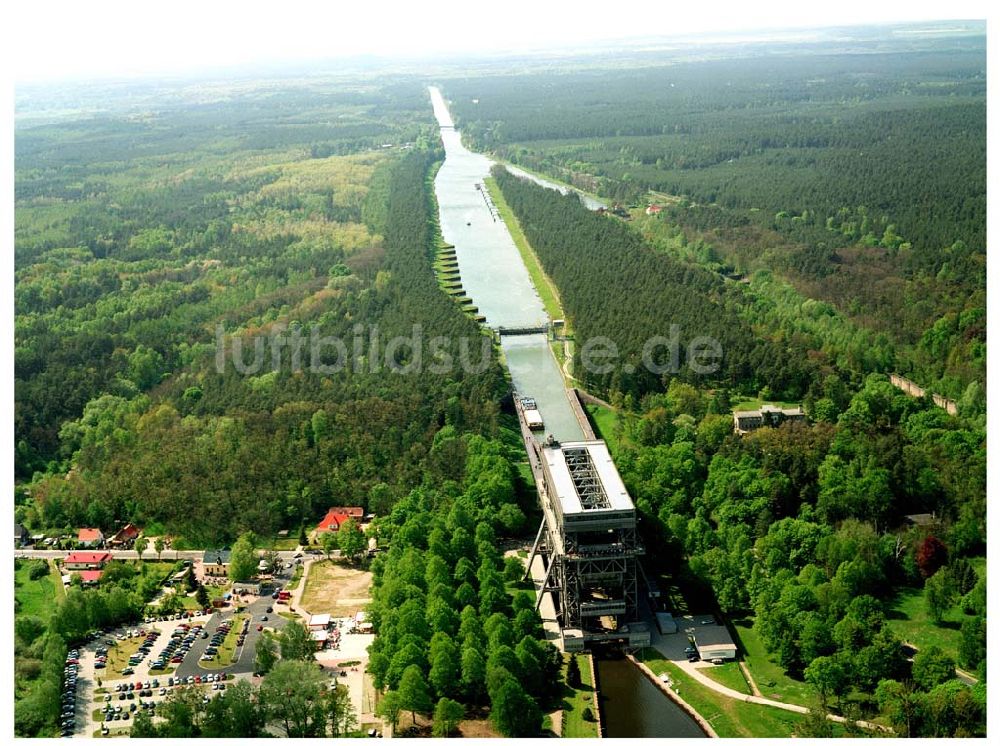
[77,527,104,547]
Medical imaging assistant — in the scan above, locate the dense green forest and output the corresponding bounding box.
[495,159,985,734]
[15,81,511,546]
[366,433,557,737]
[601,375,986,735]
[445,41,986,404]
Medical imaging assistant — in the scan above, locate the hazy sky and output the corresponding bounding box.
[5,0,991,83]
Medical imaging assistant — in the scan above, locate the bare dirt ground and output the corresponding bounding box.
[299,560,371,616]
[457,718,503,738]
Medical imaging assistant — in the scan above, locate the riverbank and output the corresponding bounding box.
[627,654,718,738]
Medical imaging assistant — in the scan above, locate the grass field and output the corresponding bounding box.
[300,560,371,617]
[560,653,599,738]
[635,649,811,738]
[886,589,967,660]
[731,619,816,706]
[14,560,64,621]
[584,403,623,455]
[485,176,566,327]
[699,662,752,695]
[285,565,304,591]
[885,558,984,665]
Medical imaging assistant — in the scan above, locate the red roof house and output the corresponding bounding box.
[77,570,103,585]
[78,528,104,547]
[316,509,353,533]
[108,523,141,547]
[64,552,112,570]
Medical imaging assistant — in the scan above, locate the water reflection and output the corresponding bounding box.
[597,657,707,739]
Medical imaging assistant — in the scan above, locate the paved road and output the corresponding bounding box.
[14,548,311,562]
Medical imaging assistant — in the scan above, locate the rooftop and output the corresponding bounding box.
[78,528,103,542]
[691,623,737,649]
[541,440,634,515]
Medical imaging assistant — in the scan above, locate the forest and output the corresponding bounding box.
[444,39,986,405]
[366,432,559,737]
[15,81,510,546]
[600,374,986,735]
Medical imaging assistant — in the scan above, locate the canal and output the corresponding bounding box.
[597,657,708,738]
[429,85,706,737]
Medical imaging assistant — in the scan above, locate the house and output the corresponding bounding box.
[15,522,28,548]
[77,570,103,585]
[733,405,805,435]
[316,507,360,533]
[108,523,140,548]
[64,552,112,571]
[203,549,231,577]
[233,581,262,596]
[77,528,104,547]
[903,513,940,530]
[311,629,329,648]
[645,204,663,216]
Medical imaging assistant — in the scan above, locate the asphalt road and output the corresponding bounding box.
[14,548,321,562]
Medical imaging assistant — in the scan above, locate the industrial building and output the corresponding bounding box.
[526,437,648,650]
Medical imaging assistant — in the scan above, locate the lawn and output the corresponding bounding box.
[634,649,810,738]
[883,557,984,666]
[885,588,969,662]
[584,403,623,455]
[699,662,752,695]
[15,559,64,621]
[285,565,304,591]
[201,614,247,669]
[560,653,599,737]
[731,619,816,706]
[485,176,566,327]
[300,560,371,617]
[267,536,301,551]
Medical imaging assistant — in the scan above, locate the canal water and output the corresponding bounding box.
[597,657,708,738]
[430,85,581,442]
[504,164,607,211]
[429,86,705,737]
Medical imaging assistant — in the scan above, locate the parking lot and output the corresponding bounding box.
[69,602,287,738]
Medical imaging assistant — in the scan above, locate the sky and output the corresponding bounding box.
[5,0,992,84]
